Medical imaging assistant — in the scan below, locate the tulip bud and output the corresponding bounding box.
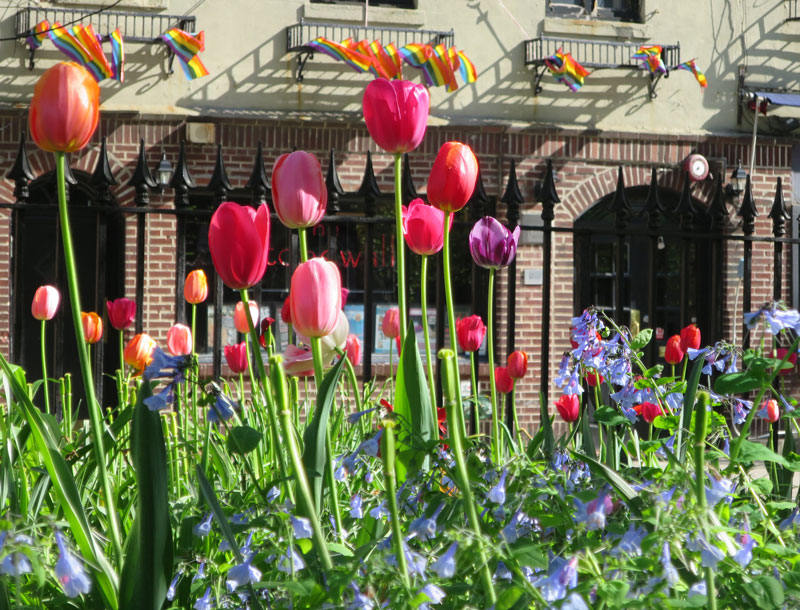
[289,258,342,338]
[167,323,193,356]
[271,151,327,229]
[224,342,248,374]
[585,369,604,387]
[456,315,486,353]
[345,334,362,366]
[106,297,136,331]
[495,366,514,394]
[758,399,780,423]
[402,198,449,256]
[507,350,528,380]
[282,344,315,377]
[427,141,479,214]
[555,393,580,422]
[281,296,292,325]
[382,308,400,339]
[362,79,429,154]
[81,312,103,344]
[469,216,520,270]
[124,333,156,371]
[664,335,685,365]
[209,202,270,290]
[635,401,664,424]
[680,324,701,352]
[31,285,60,321]
[259,317,275,349]
[234,300,259,334]
[184,269,208,304]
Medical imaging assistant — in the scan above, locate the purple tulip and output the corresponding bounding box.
[468,216,520,269]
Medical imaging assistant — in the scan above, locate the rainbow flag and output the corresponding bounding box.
[456,50,477,83]
[429,44,458,91]
[73,24,113,81]
[161,28,209,80]
[632,45,667,75]
[674,58,707,88]
[47,22,93,67]
[110,28,124,82]
[544,48,589,92]
[307,37,373,74]
[398,43,435,85]
[26,20,50,50]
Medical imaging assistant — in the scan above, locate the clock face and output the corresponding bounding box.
[686,155,709,181]
[691,159,706,176]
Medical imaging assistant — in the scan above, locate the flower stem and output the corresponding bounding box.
[469,351,479,435]
[40,320,50,414]
[382,418,410,588]
[421,255,438,437]
[297,228,326,396]
[393,152,407,344]
[486,267,500,463]
[693,392,717,610]
[55,152,123,566]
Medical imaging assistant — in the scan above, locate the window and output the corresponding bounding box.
[547,0,642,22]
[311,0,416,8]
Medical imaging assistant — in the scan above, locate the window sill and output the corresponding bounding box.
[303,3,426,27]
[542,16,650,40]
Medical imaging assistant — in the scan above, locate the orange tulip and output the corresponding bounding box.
[507,350,528,380]
[124,333,157,371]
[29,63,99,153]
[427,141,479,214]
[234,301,259,334]
[80,312,103,344]
[184,269,208,304]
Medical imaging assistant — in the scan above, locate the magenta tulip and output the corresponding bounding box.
[427,141,479,214]
[402,198,451,256]
[271,151,328,229]
[106,297,136,331]
[234,300,259,334]
[209,202,270,290]
[456,315,486,353]
[31,285,60,321]
[224,342,248,374]
[362,79,429,154]
[469,216,520,270]
[167,323,193,356]
[289,258,342,338]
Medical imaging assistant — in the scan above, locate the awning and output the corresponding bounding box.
[755,91,800,107]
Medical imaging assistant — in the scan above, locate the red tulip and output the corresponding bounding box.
[635,401,664,424]
[680,324,701,352]
[362,78,429,153]
[271,151,327,229]
[234,300,259,334]
[184,269,208,304]
[402,198,449,256]
[31,285,60,321]
[758,399,780,423]
[585,369,604,386]
[555,393,580,422]
[224,342,248,374]
[124,333,156,370]
[382,308,400,339]
[495,366,514,394]
[106,297,136,331]
[345,334,362,366]
[427,142,479,214]
[29,62,99,153]
[259,317,275,349]
[456,315,486,353]
[81,312,103,344]
[289,258,342,338]
[664,335,684,365]
[281,296,292,324]
[776,348,797,376]
[507,350,528,380]
[209,202,270,290]
[167,323,192,356]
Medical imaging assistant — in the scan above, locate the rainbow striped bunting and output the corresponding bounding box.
[632,45,667,76]
[110,28,124,82]
[307,37,372,74]
[161,28,209,80]
[26,20,50,50]
[72,24,113,81]
[47,21,93,67]
[674,58,708,89]
[544,48,589,92]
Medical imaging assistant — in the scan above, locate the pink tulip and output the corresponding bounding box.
[167,323,193,356]
[382,308,400,339]
[362,79,429,153]
[271,151,328,229]
[234,300,259,334]
[289,258,342,338]
[427,141,479,214]
[345,333,362,366]
[106,297,136,331]
[402,198,450,256]
[282,344,315,377]
[31,285,60,321]
[456,315,486,353]
[209,202,270,290]
[224,342,248,374]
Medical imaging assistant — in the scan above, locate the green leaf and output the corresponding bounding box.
[629,328,653,350]
[327,542,354,557]
[593,406,630,427]
[494,586,525,610]
[393,323,435,481]
[734,439,793,468]
[119,381,173,610]
[301,356,346,516]
[677,358,704,463]
[572,450,642,517]
[581,402,596,458]
[743,575,785,609]
[750,477,773,496]
[538,392,555,459]
[653,414,680,431]
[714,372,763,395]
[226,425,263,455]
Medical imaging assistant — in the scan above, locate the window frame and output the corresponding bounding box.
[547,0,642,23]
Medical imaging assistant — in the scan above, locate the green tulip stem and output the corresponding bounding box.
[469,351,479,435]
[487,267,501,464]
[297,228,326,390]
[382,418,410,589]
[55,152,123,566]
[239,289,292,503]
[40,320,50,414]
[442,212,469,455]
[394,152,407,345]
[420,255,439,437]
[693,392,717,610]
